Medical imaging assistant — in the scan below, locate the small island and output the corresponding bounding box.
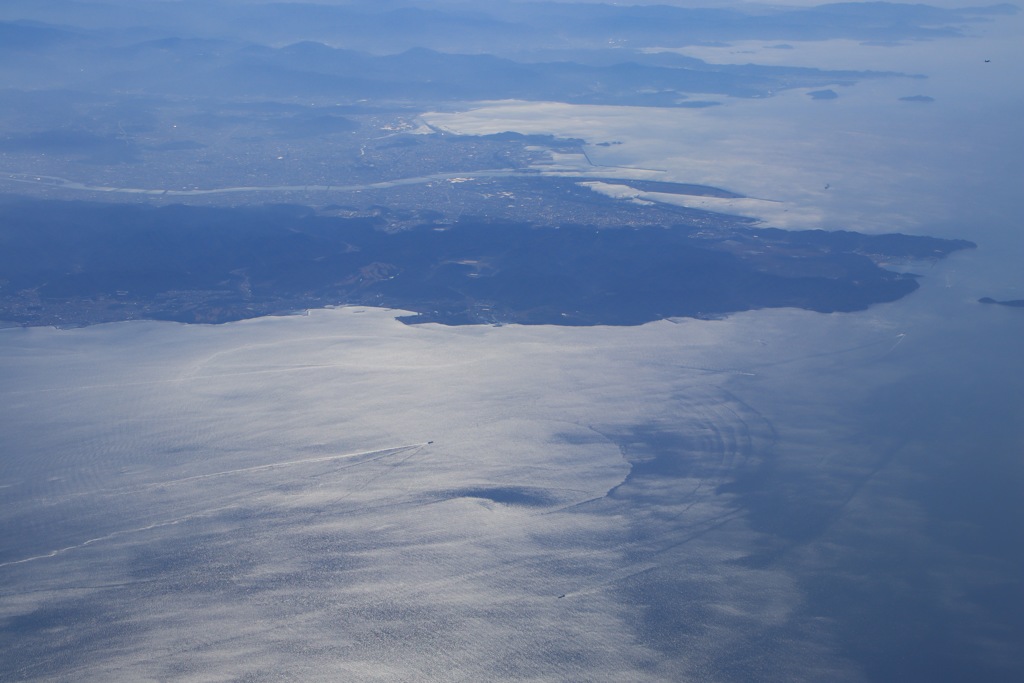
[808,89,839,100]
[979,297,1024,308]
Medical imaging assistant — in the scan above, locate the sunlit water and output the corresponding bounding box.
[2,12,1022,681]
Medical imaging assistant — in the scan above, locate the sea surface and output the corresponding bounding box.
[2,13,1023,681]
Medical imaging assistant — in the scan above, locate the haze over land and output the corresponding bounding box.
[1,1,1023,681]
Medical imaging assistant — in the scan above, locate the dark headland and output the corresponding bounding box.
[0,197,974,328]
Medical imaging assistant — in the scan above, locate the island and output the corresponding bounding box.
[979,297,1024,308]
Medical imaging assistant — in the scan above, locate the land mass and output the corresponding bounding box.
[0,196,974,328]
[978,297,1024,308]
